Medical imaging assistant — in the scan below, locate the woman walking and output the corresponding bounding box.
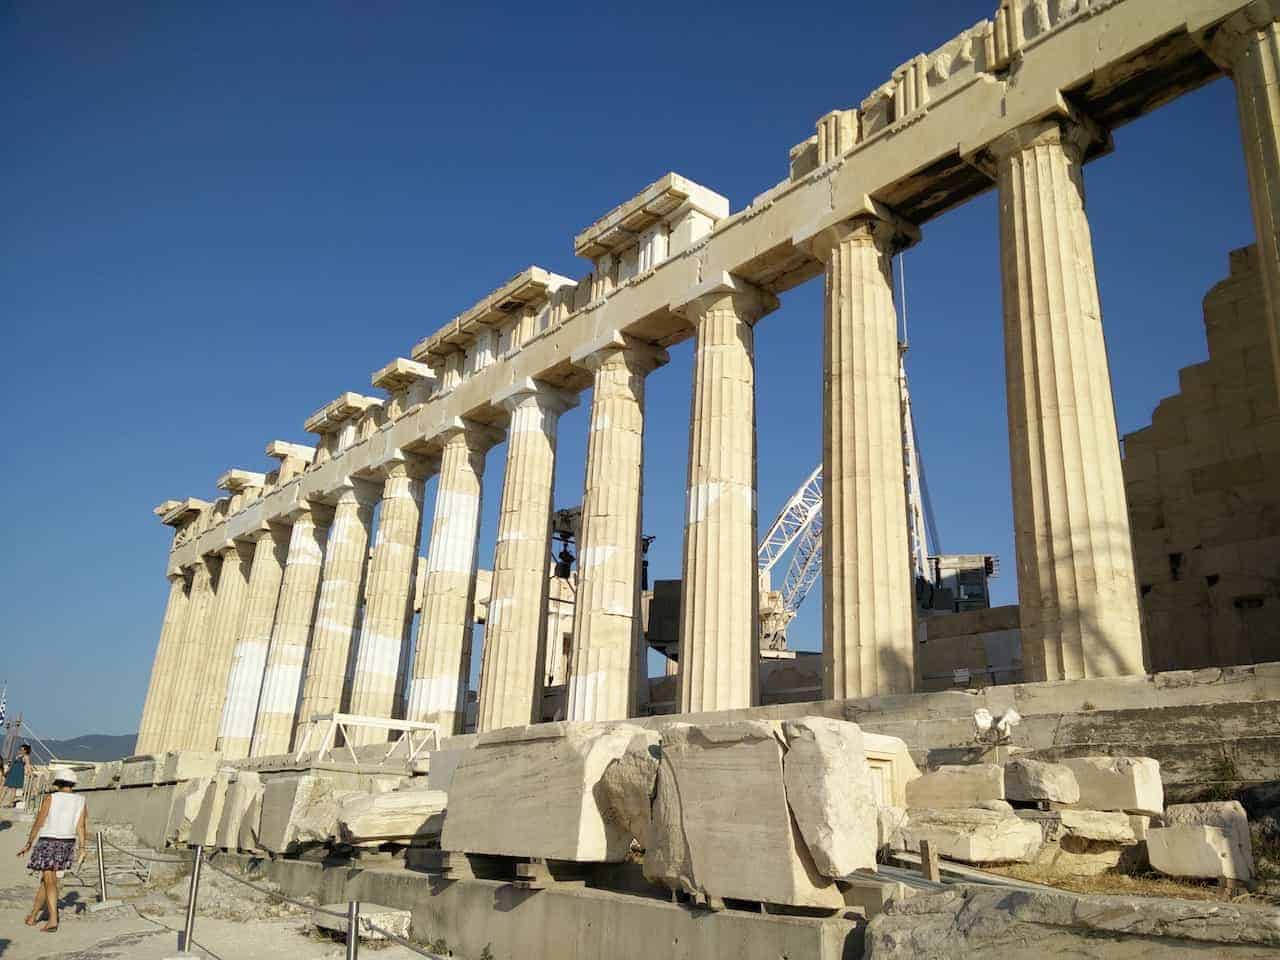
[16,766,87,933]
[2,743,31,807]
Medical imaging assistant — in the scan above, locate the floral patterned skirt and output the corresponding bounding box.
[28,837,75,872]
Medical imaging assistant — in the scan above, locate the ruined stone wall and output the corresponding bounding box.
[1124,245,1280,672]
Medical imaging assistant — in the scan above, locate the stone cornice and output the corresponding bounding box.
[574,173,729,260]
[303,393,382,436]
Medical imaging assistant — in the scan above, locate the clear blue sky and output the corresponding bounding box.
[0,1,1254,739]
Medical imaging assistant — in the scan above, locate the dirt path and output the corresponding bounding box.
[0,810,424,959]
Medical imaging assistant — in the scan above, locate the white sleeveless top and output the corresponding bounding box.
[39,792,85,840]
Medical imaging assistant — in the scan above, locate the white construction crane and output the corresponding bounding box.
[757,354,933,648]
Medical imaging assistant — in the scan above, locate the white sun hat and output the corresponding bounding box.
[50,767,78,785]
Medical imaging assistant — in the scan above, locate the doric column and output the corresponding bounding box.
[566,337,667,721]
[250,504,332,756]
[993,117,1145,681]
[136,573,190,754]
[346,455,429,743]
[158,555,219,750]
[185,540,254,751]
[677,282,775,714]
[294,480,378,744]
[1202,3,1280,399]
[809,215,918,699]
[216,525,289,759]
[476,381,575,732]
[406,422,501,735]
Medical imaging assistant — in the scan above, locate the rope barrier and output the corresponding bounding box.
[99,833,194,864]
[196,854,348,919]
[356,915,448,959]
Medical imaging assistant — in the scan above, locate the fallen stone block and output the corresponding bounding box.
[172,777,211,843]
[900,808,1042,865]
[598,729,660,849]
[215,771,262,851]
[425,748,468,793]
[863,733,922,808]
[189,771,230,847]
[338,789,447,845]
[1148,824,1253,881]
[118,755,162,788]
[1004,758,1080,804]
[781,717,877,877]
[1061,757,1163,816]
[877,805,909,853]
[314,903,410,942]
[1058,810,1137,844]
[905,764,1004,809]
[258,775,355,854]
[1164,801,1254,878]
[645,720,844,909]
[441,721,645,862]
[158,751,220,784]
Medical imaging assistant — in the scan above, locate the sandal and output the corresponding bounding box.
[24,911,40,926]
[41,923,58,933]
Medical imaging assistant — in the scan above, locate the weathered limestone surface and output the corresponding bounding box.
[598,729,660,848]
[348,458,429,742]
[158,751,220,784]
[1004,758,1080,804]
[1149,824,1254,881]
[136,574,189,754]
[160,556,218,750]
[900,808,1042,864]
[863,733,923,807]
[187,542,253,751]
[190,769,231,846]
[1207,5,1280,404]
[1164,800,1255,876]
[1057,809,1137,844]
[810,218,915,699]
[294,481,377,741]
[1061,757,1164,815]
[218,527,289,759]
[442,722,640,861]
[477,383,574,732]
[645,720,844,908]
[407,423,497,735]
[567,339,665,722]
[904,764,1005,809]
[216,770,264,851]
[994,118,1145,682]
[863,884,1280,959]
[252,506,331,757]
[338,789,448,844]
[678,287,773,714]
[172,777,211,843]
[781,717,878,877]
[118,755,161,788]
[315,903,411,942]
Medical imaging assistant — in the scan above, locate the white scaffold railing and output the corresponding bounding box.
[293,713,441,766]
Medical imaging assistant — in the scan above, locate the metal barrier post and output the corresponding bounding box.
[346,899,360,960]
[179,845,204,955]
[86,831,117,912]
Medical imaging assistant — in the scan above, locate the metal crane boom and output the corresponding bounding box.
[757,464,823,575]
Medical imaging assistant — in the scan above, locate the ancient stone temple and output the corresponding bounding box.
[80,4,1280,959]
[133,0,1280,758]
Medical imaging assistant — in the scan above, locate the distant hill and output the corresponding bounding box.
[33,734,137,762]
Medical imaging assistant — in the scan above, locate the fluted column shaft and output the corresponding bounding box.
[407,424,495,735]
[136,573,190,753]
[185,542,254,751]
[347,458,427,743]
[217,527,289,758]
[567,341,664,721]
[476,383,573,732]
[251,506,331,756]
[294,483,377,744]
[1207,4,1280,399]
[812,218,916,699]
[158,556,219,750]
[678,288,771,714]
[995,118,1145,681]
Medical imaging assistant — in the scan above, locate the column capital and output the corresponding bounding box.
[438,417,505,454]
[494,378,578,416]
[215,539,254,561]
[986,108,1109,164]
[329,476,383,507]
[1196,2,1280,69]
[807,211,919,263]
[282,499,335,525]
[380,450,436,481]
[673,271,778,326]
[570,331,669,375]
[236,521,288,545]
